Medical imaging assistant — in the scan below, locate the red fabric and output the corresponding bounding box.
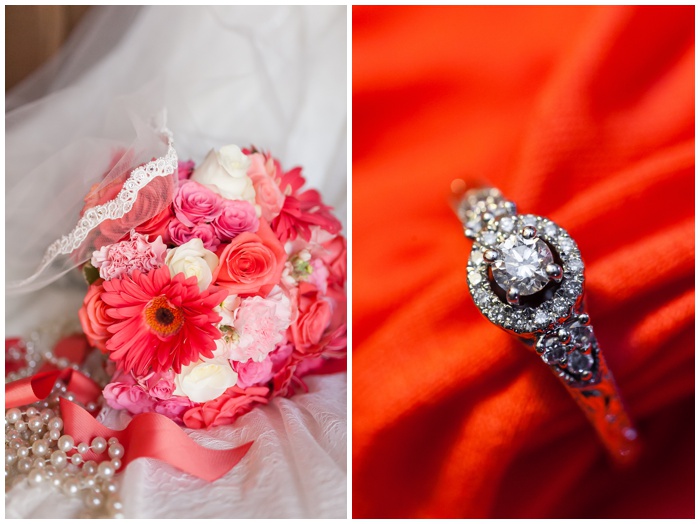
[352,6,694,518]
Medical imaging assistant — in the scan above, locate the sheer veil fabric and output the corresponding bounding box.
[5,6,347,518]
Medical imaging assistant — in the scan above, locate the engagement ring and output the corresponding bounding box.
[453,183,639,464]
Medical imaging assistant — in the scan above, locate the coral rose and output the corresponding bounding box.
[78,280,111,352]
[290,282,333,354]
[182,385,270,429]
[213,219,286,296]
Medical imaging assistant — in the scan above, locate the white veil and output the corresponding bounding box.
[5,6,347,518]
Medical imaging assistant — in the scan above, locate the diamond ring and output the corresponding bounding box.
[453,183,639,464]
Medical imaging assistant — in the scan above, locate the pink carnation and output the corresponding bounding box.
[229,289,292,363]
[212,199,259,241]
[103,370,155,414]
[91,232,166,281]
[233,357,274,388]
[173,180,223,227]
[169,220,221,251]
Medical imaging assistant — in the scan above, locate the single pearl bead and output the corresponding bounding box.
[51,476,62,488]
[6,429,20,441]
[82,475,97,488]
[5,451,16,465]
[111,459,122,471]
[40,408,55,422]
[108,437,119,446]
[50,450,67,469]
[97,461,114,478]
[84,491,105,509]
[76,442,90,455]
[49,429,61,441]
[17,446,29,458]
[17,457,32,473]
[65,393,76,402]
[32,439,49,457]
[28,434,40,443]
[27,468,44,486]
[86,402,97,412]
[10,438,22,450]
[58,435,74,452]
[26,407,39,418]
[108,499,124,514]
[27,416,43,433]
[82,460,97,475]
[48,417,63,431]
[5,408,21,424]
[105,480,118,493]
[14,421,27,432]
[71,454,83,466]
[32,458,46,469]
[108,443,124,459]
[91,436,107,454]
[63,477,80,496]
[44,465,57,477]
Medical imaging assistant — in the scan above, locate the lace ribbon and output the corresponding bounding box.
[5,370,253,481]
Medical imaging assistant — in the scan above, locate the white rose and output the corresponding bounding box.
[190,145,256,203]
[173,355,238,403]
[164,238,218,292]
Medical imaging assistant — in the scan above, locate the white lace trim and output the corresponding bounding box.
[7,133,178,291]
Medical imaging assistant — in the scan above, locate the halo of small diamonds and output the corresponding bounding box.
[466,214,585,335]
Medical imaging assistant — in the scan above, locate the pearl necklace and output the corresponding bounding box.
[5,329,124,518]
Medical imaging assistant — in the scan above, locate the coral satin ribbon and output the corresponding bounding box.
[5,370,253,481]
[5,369,101,409]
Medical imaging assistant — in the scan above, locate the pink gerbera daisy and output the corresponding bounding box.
[101,266,228,376]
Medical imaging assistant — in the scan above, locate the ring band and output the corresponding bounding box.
[453,184,640,464]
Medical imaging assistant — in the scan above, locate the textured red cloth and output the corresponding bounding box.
[352,5,694,518]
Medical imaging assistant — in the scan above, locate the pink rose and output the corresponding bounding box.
[140,370,176,400]
[182,386,270,429]
[213,219,286,296]
[173,180,223,227]
[247,153,285,222]
[103,371,155,415]
[154,396,195,424]
[178,160,195,181]
[212,199,259,242]
[168,220,221,251]
[78,280,111,352]
[233,357,274,388]
[290,282,333,354]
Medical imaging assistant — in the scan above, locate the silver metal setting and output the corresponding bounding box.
[455,184,639,463]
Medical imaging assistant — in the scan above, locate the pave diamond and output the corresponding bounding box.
[567,351,593,373]
[492,235,554,295]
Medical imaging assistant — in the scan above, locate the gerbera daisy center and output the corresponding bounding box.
[144,296,184,337]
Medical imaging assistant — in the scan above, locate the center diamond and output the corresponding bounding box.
[492,234,554,296]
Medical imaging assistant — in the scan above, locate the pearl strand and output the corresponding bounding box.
[5,326,124,518]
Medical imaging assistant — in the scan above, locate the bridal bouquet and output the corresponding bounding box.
[78,144,347,429]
